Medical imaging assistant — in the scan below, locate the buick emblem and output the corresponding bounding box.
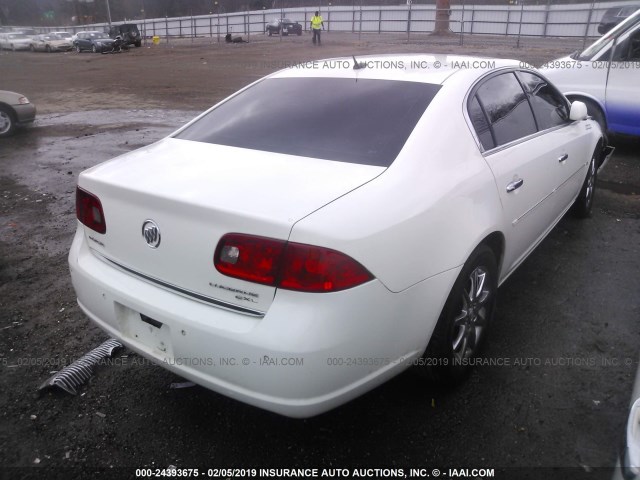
[142,220,161,249]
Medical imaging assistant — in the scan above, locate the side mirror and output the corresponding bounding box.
[569,101,588,121]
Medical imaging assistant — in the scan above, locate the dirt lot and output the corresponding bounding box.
[0,33,590,114]
[0,33,639,479]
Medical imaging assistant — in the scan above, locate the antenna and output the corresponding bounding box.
[352,55,366,70]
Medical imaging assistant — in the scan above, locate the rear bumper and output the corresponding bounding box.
[69,226,457,417]
[95,43,114,52]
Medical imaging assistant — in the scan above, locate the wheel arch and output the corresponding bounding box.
[479,231,505,277]
[0,102,17,121]
[565,93,608,126]
[564,92,605,111]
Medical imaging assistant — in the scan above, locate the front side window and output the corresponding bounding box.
[176,77,441,167]
[612,27,640,61]
[517,71,569,130]
[577,14,640,60]
[474,73,537,148]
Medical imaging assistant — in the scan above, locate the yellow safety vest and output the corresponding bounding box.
[311,15,323,29]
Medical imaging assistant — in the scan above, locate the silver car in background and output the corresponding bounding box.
[0,33,32,51]
[0,90,36,138]
[30,33,73,52]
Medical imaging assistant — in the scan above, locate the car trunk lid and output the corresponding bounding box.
[77,138,384,314]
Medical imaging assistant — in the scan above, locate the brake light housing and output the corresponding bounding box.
[214,233,373,293]
[76,187,106,234]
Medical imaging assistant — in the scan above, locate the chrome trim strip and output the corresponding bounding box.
[482,122,575,157]
[513,190,553,226]
[94,252,265,317]
[461,66,578,156]
[512,160,588,225]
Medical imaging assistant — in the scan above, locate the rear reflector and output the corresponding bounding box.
[76,187,106,234]
[215,233,373,293]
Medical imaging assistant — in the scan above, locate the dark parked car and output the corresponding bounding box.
[108,23,141,47]
[74,31,115,53]
[598,5,640,34]
[266,18,302,36]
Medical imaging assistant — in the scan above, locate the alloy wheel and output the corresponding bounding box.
[0,111,11,135]
[451,265,491,361]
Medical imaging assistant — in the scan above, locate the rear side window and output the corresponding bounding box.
[175,77,441,167]
[517,71,569,130]
[468,96,495,151]
[474,72,537,148]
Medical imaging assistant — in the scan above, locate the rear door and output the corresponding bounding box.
[77,33,88,49]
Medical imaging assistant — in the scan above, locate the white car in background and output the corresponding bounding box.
[51,31,73,41]
[69,54,606,417]
[542,9,640,143]
[0,33,32,51]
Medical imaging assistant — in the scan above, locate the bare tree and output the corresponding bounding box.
[433,0,451,34]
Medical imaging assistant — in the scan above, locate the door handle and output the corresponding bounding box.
[506,178,524,193]
[558,153,569,162]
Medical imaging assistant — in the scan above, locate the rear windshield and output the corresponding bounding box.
[175,77,441,167]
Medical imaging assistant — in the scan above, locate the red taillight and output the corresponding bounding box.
[214,233,373,293]
[214,234,285,285]
[278,243,374,292]
[76,186,106,234]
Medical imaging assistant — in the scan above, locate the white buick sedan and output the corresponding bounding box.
[69,55,606,417]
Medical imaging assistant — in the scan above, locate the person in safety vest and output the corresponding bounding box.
[310,11,324,45]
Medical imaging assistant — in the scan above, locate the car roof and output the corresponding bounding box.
[270,54,522,86]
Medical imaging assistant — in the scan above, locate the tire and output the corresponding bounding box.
[92,44,97,53]
[30,44,35,52]
[11,44,15,51]
[571,148,598,219]
[268,29,272,36]
[45,45,51,53]
[75,45,81,53]
[419,244,498,385]
[135,41,141,47]
[0,106,16,138]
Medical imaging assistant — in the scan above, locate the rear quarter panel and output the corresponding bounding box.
[288,78,504,294]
